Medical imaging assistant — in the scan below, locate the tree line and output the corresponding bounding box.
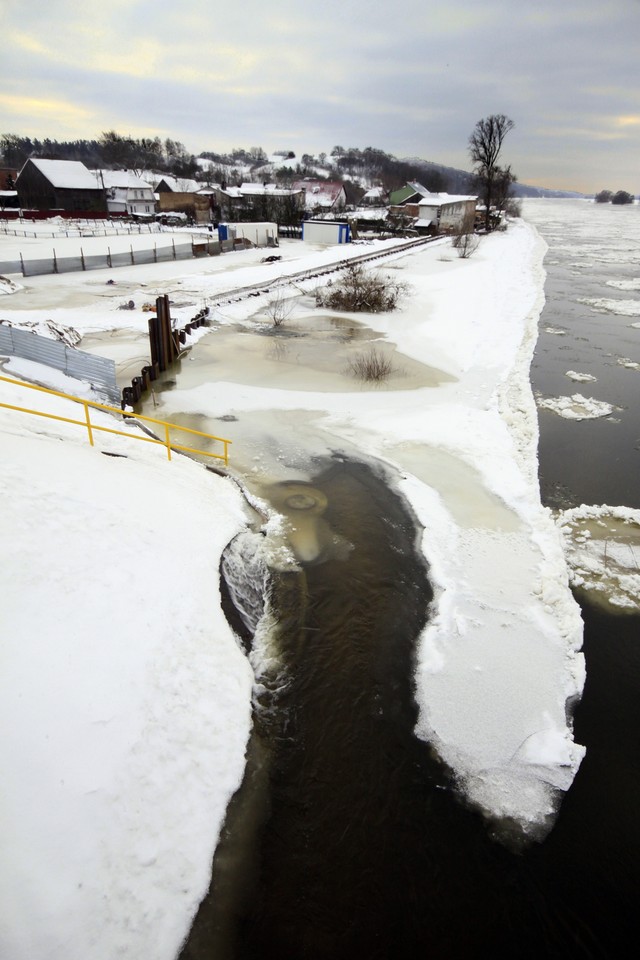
[0,132,468,194]
[1,124,520,231]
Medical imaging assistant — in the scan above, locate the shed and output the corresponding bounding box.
[218,222,278,246]
[302,220,351,244]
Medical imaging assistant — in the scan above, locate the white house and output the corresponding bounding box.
[97,171,156,216]
[416,193,477,231]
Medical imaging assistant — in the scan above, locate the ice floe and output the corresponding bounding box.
[537,393,617,420]
[557,505,640,612]
[565,370,597,383]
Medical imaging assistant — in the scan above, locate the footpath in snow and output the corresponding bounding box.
[0,220,585,959]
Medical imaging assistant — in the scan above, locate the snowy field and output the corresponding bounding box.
[0,220,586,958]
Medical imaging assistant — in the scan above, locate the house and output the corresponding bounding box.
[216,183,305,224]
[292,180,347,213]
[98,170,156,216]
[16,159,106,213]
[416,193,477,232]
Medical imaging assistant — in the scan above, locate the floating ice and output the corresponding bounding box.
[537,393,616,420]
[565,370,597,383]
[617,357,640,372]
[606,278,640,291]
[578,296,640,318]
[557,506,640,612]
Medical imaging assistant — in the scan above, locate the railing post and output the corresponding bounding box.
[164,422,172,460]
[84,402,94,446]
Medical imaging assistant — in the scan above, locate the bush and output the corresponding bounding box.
[348,348,393,382]
[451,229,480,259]
[316,263,407,313]
[265,290,294,326]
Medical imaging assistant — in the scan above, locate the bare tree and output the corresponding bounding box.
[469,114,515,231]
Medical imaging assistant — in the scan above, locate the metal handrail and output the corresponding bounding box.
[0,374,231,464]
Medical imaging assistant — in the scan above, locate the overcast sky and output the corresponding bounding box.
[1,0,639,193]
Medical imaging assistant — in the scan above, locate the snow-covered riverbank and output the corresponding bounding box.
[0,220,585,958]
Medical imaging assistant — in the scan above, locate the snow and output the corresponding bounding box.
[0,369,253,960]
[0,217,586,954]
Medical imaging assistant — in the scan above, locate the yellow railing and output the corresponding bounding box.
[0,374,231,465]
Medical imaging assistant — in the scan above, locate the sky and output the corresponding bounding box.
[1,0,639,194]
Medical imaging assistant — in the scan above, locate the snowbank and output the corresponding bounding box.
[0,218,587,956]
[150,220,586,839]
[0,371,253,960]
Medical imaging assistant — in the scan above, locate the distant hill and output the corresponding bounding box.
[403,155,584,199]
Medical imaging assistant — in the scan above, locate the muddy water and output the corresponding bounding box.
[180,457,546,960]
[157,312,452,395]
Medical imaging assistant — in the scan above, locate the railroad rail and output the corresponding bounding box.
[205,235,441,310]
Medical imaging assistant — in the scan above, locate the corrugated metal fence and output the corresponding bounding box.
[0,239,224,277]
[0,325,118,401]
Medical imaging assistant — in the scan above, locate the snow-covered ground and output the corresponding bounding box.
[0,219,586,957]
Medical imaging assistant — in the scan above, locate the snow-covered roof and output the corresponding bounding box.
[418,192,477,206]
[237,183,303,197]
[292,179,345,208]
[362,186,386,200]
[156,176,200,193]
[24,159,102,190]
[97,170,154,191]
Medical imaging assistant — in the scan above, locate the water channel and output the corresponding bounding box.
[175,202,640,957]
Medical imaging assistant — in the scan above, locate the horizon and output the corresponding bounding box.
[2,0,639,196]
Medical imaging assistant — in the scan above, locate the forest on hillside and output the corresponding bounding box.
[0,132,470,194]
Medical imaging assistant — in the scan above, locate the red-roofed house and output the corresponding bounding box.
[292,179,347,213]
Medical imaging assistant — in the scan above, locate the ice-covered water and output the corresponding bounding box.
[520,198,640,953]
[524,199,640,512]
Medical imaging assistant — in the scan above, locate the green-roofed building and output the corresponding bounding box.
[388,181,431,206]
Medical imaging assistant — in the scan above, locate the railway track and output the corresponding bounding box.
[207,234,441,309]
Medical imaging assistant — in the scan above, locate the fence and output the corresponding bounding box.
[0,239,209,277]
[0,325,118,401]
[0,374,231,465]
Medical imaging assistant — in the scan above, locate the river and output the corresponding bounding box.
[178,201,639,958]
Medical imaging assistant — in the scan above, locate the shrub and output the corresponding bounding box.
[451,230,480,259]
[266,290,294,326]
[348,347,393,382]
[316,263,407,313]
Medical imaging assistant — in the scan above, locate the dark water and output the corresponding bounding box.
[522,199,640,954]
[180,203,640,958]
[525,199,640,510]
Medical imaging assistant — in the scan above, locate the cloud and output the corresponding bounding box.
[1,0,639,191]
